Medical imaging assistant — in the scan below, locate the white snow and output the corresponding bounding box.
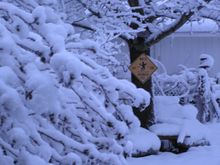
[199,54,214,69]
[150,96,209,144]
[128,127,161,156]
[177,19,219,33]
[0,1,152,164]
[128,123,220,165]
[2,0,220,165]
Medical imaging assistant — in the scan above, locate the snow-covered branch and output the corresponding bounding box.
[0,1,151,164]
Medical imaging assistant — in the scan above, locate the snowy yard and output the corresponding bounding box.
[2,0,220,165]
[128,123,220,165]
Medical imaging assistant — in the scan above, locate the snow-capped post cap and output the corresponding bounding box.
[199,54,214,70]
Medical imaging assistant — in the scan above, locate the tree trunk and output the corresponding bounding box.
[128,37,155,128]
[127,0,155,128]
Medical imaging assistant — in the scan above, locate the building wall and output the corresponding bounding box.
[151,34,220,76]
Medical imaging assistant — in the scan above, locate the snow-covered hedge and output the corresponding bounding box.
[0,1,151,164]
[153,55,220,122]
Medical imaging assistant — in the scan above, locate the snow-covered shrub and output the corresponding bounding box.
[0,1,151,164]
[153,74,189,97]
[153,54,220,122]
[150,96,209,152]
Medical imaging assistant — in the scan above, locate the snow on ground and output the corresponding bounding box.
[127,123,220,165]
[128,127,161,156]
[150,96,209,145]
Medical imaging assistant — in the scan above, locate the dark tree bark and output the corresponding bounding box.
[128,37,155,128]
[127,0,155,128]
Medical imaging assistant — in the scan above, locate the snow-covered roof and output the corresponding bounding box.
[176,19,219,34]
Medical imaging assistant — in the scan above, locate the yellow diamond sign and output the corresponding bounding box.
[129,54,157,84]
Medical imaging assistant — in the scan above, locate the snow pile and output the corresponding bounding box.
[150,96,209,145]
[0,1,151,165]
[127,127,161,157]
[128,123,220,165]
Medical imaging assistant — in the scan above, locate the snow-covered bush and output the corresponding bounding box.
[153,54,220,123]
[150,96,209,152]
[0,1,151,164]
